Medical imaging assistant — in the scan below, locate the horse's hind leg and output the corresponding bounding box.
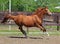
[19,26,27,38]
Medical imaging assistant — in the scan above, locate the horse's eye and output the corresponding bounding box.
[41,8,43,10]
[45,9,47,11]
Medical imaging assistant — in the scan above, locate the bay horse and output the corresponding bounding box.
[1,7,52,37]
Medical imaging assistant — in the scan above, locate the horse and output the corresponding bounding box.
[1,7,52,37]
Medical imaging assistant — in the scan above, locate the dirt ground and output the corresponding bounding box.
[0,36,60,44]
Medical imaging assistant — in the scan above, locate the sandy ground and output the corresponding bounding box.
[0,36,60,44]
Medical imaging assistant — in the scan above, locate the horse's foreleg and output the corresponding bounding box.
[19,27,27,37]
[36,24,46,32]
[36,24,49,36]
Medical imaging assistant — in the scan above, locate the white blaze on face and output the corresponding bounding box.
[46,9,52,15]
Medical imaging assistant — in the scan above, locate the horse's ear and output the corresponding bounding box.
[37,7,43,11]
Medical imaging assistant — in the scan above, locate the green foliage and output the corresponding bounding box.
[0,0,60,12]
[0,0,8,11]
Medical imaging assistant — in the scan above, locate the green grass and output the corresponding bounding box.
[0,30,60,36]
[0,30,19,32]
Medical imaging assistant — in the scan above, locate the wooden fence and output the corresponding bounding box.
[43,12,60,31]
[0,12,60,31]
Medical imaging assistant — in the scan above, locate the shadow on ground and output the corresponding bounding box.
[9,36,43,39]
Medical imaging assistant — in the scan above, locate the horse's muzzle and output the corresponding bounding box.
[48,13,53,16]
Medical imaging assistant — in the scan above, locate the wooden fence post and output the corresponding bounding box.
[56,16,59,31]
[53,14,59,31]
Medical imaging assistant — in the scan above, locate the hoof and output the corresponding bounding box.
[24,35,28,38]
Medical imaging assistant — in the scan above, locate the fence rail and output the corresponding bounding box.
[0,12,60,30]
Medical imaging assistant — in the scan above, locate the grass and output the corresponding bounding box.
[0,30,19,32]
[0,30,60,36]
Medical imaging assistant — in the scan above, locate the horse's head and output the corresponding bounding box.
[36,7,52,16]
[43,7,52,16]
[1,14,11,23]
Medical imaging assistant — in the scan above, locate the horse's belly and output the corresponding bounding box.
[23,19,35,27]
[23,22,35,27]
[24,24,35,27]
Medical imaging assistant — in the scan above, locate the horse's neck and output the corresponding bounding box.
[32,11,45,19]
[38,11,44,18]
[9,15,16,20]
